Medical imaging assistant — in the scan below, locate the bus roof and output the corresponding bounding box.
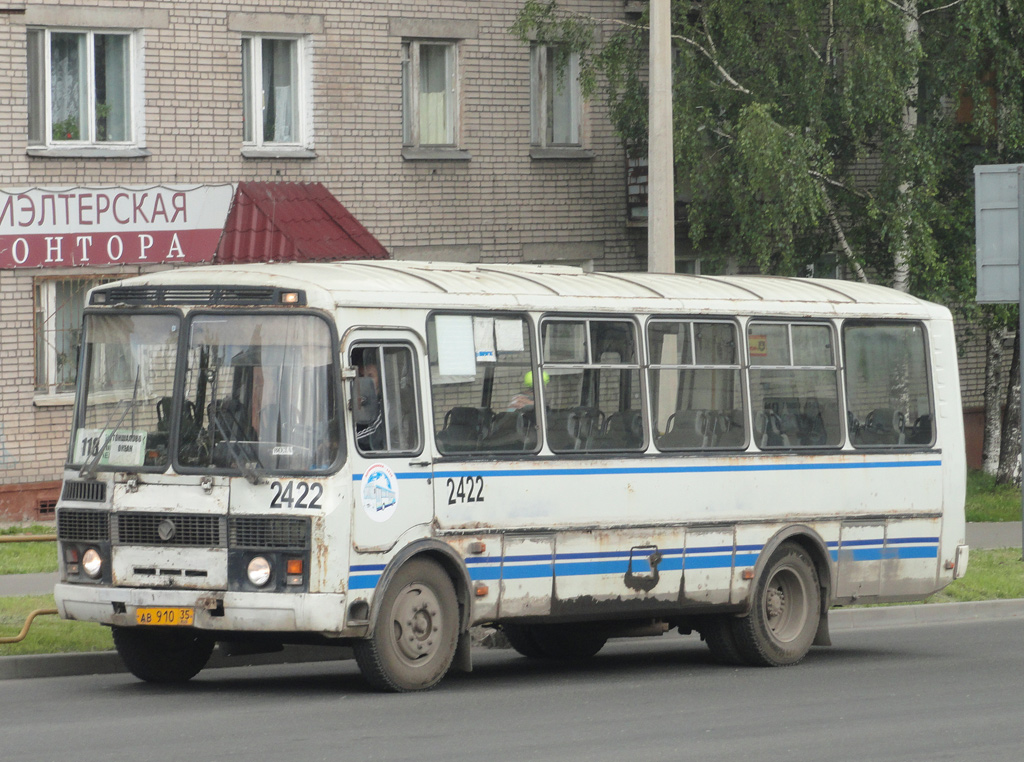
[100,261,950,320]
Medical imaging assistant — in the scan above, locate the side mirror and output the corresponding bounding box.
[350,377,380,425]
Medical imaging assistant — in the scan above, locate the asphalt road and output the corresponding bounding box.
[1,616,1021,762]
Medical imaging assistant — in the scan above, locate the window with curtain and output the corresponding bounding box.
[402,41,456,147]
[34,277,112,399]
[26,29,134,146]
[242,36,304,146]
[531,44,581,147]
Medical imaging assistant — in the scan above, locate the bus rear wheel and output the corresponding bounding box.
[700,616,745,665]
[730,542,820,667]
[353,559,459,692]
[528,623,608,660]
[112,626,214,683]
[501,623,546,658]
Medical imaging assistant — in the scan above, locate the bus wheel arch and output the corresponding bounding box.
[354,541,472,692]
[733,527,834,665]
[749,525,833,616]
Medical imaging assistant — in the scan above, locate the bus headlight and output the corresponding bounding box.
[247,556,272,587]
[82,548,103,579]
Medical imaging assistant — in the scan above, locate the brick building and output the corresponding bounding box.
[0,1,646,519]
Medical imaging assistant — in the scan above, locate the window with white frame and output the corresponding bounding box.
[26,28,136,146]
[531,45,581,147]
[34,278,109,399]
[402,41,457,147]
[242,36,306,146]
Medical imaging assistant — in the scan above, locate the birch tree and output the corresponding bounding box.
[513,0,964,289]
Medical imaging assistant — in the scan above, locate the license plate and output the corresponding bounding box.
[135,607,194,626]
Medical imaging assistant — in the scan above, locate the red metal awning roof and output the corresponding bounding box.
[215,182,388,264]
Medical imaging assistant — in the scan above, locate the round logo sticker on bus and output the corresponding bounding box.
[361,464,399,522]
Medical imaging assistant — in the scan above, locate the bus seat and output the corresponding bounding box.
[436,406,492,453]
[594,409,644,450]
[544,409,574,451]
[906,414,932,445]
[708,410,744,448]
[567,406,603,450]
[759,398,803,448]
[658,409,709,449]
[545,407,602,451]
[859,408,906,445]
[208,398,254,442]
[483,409,537,451]
[797,397,827,446]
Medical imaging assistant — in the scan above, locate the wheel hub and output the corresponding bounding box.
[392,585,442,662]
[766,586,785,622]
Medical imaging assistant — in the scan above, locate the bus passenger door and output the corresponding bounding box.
[345,335,433,554]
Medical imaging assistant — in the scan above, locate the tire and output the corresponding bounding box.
[730,542,821,667]
[700,616,745,666]
[112,626,214,683]
[353,559,459,692]
[501,623,546,658]
[529,624,607,661]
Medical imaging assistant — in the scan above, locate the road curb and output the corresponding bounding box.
[3,601,1023,680]
[829,598,1024,631]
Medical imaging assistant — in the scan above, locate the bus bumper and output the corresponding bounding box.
[54,583,348,636]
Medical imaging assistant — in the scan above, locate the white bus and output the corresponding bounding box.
[54,261,968,691]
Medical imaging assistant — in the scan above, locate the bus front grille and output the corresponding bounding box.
[229,517,309,549]
[57,509,111,542]
[115,513,225,547]
[61,480,107,503]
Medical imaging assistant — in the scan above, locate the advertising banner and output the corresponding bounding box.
[0,184,235,268]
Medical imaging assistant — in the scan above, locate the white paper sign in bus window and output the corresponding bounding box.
[74,429,147,468]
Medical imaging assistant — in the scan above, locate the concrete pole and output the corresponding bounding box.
[647,0,675,273]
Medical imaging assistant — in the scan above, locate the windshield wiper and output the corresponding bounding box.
[79,369,140,480]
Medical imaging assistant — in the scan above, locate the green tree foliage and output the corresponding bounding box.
[512,0,978,297]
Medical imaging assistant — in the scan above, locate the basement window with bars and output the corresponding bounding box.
[34,277,111,402]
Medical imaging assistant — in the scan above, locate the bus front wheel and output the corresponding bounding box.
[353,559,459,692]
[730,542,820,667]
[112,626,214,683]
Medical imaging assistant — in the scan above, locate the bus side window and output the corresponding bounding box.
[541,318,645,453]
[426,314,538,456]
[649,320,745,451]
[844,322,934,448]
[350,344,422,455]
[747,322,842,450]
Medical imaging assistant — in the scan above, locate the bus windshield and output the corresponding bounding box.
[71,312,182,471]
[177,313,339,475]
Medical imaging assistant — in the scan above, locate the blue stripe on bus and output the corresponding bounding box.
[349,574,382,590]
[349,538,938,589]
[352,458,941,482]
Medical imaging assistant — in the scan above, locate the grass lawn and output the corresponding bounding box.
[924,548,1024,603]
[0,525,58,575]
[966,469,1023,523]
[0,594,113,656]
